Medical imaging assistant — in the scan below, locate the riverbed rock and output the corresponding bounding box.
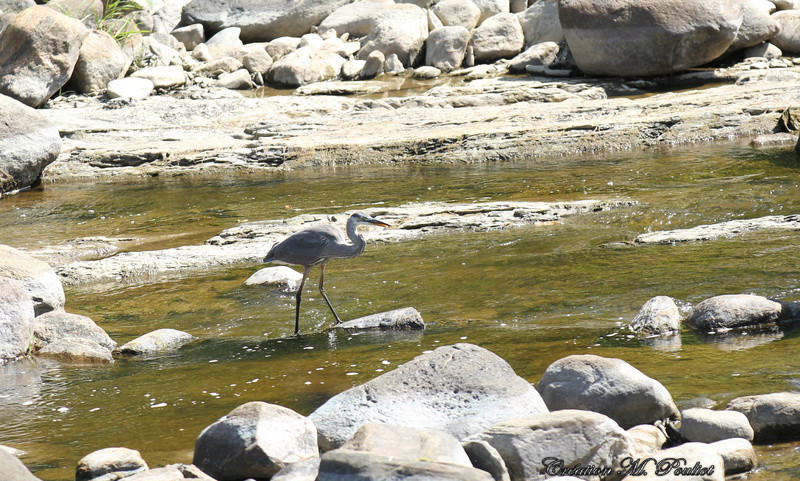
[0,5,88,107]
[536,354,679,429]
[192,57,243,77]
[0,94,61,194]
[241,48,273,75]
[360,50,385,78]
[634,214,800,245]
[244,266,302,291]
[687,294,783,331]
[426,26,470,72]
[0,448,41,481]
[45,0,103,28]
[0,277,34,363]
[627,424,667,456]
[710,438,757,475]
[316,449,493,481]
[122,467,185,480]
[621,442,724,480]
[267,47,346,87]
[180,0,349,43]
[216,69,253,89]
[474,409,636,481]
[341,423,472,466]
[462,439,511,481]
[431,0,482,30]
[37,337,114,363]
[271,458,320,481]
[744,42,783,58]
[70,29,128,94]
[32,310,115,352]
[470,13,524,63]
[266,36,301,61]
[728,0,778,52]
[357,4,429,68]
[680,408,754,443]
[517,0,563,48]
[75,447,149,481]
[106,77,154,99]
[507,41,559,72]
[771,10,800,54]
[171,24,204,51]
[205,26,243,59]
[726,392,800,441]
[335,307,425,330]
[629,296,681,336]
[559,0,742,76]
[193,401,318,480]
[472,0,509,24]
[309,343,549,451]
[115,328,194,356]
[0,0,34,13]
[0,245,64,316]
[130,66,186,89]
[318,0,393,38]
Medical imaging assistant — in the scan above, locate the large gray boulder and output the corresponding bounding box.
[181,0,349,43]
[0,277,35,363]
[0,448,41,481]
[507,41,559,72]
[317,0,394,38]
[727,392,800,442]
[474,410,635,481]
[517,0,563,48]
[470,13,524,63]
[0,5,88,107]
[431,0,482,31]
[536,354,679,429]
[32,310,116,353]
[680,408,754,443]
[687,294,783,331]
[44,0,103,28]
[0,245,64,316]
[771,10,800,55]
[710,438,757,476]
[629,296,681,336]
[75,447,149,481]
[728,0,778,52]
[559,0,743,76]
[193,401,318,480]
[70,29,128,94]
[267,47,346,87]
[357,4,429,67]
[309,343,549,451]
[426,26,470,72]
[0,94,61,194]
[317,450,493,481]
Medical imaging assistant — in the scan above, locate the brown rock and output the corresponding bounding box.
[70,29,129,93]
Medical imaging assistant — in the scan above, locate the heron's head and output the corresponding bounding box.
[350,212,390,228]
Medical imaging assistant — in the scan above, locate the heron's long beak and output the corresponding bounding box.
[369,219,391,228]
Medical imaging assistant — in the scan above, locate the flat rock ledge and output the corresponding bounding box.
[633,214,800,245]
[54,199,635,287]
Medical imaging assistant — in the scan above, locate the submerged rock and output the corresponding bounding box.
[536,354,679,429]
[309,343,549,451]
[726,392,800,442]
[633,214,800,245]
[335,307,425,330]
[193,401,318,480]
[75,447,149,481]
[115,328,194,356]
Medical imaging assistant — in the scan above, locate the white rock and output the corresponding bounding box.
[710,438,757,475]
[413,66,441,78]
[335,307,425,330]
[681,408,754,443]
[130,65,186,89]
[244,266,303,290]
[116,328,195,355]
[0,244,65,316]
[472,0,509,24]
[0,277,34,362]
[357,4,429,67]
[470,13,524,63]
[426,26,470,72]
[106,77,155,99]
[318,0,394,38]
[171,23,204,51]
[216,68,254,89]
[771,10,800,54]
[629,295,681,336]
[517,0,563,48]
[431,0,482,30]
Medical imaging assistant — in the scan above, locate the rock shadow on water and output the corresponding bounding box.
[693,325,795,351]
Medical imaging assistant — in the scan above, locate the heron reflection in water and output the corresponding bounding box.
[263,212,391,335]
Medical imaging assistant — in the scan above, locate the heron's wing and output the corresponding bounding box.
[266,224,346,266]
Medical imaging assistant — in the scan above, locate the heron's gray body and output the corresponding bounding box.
[262,212,389,335]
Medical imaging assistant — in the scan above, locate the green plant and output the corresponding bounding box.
[97,0,150,45]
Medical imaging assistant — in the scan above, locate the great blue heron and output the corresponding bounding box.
[263,212,391,335]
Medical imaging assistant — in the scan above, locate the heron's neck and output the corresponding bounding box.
[344,217,366,258]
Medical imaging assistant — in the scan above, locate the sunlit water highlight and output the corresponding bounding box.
[1,145,799,480]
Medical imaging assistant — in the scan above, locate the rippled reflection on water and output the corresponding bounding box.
[1,145,800,480]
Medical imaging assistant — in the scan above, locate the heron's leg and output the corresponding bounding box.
[295,266,312,335]
[319,264,342,324]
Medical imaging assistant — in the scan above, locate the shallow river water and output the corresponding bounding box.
[1,145,800,480]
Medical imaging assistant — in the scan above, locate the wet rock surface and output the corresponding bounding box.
[335,307,425,330]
